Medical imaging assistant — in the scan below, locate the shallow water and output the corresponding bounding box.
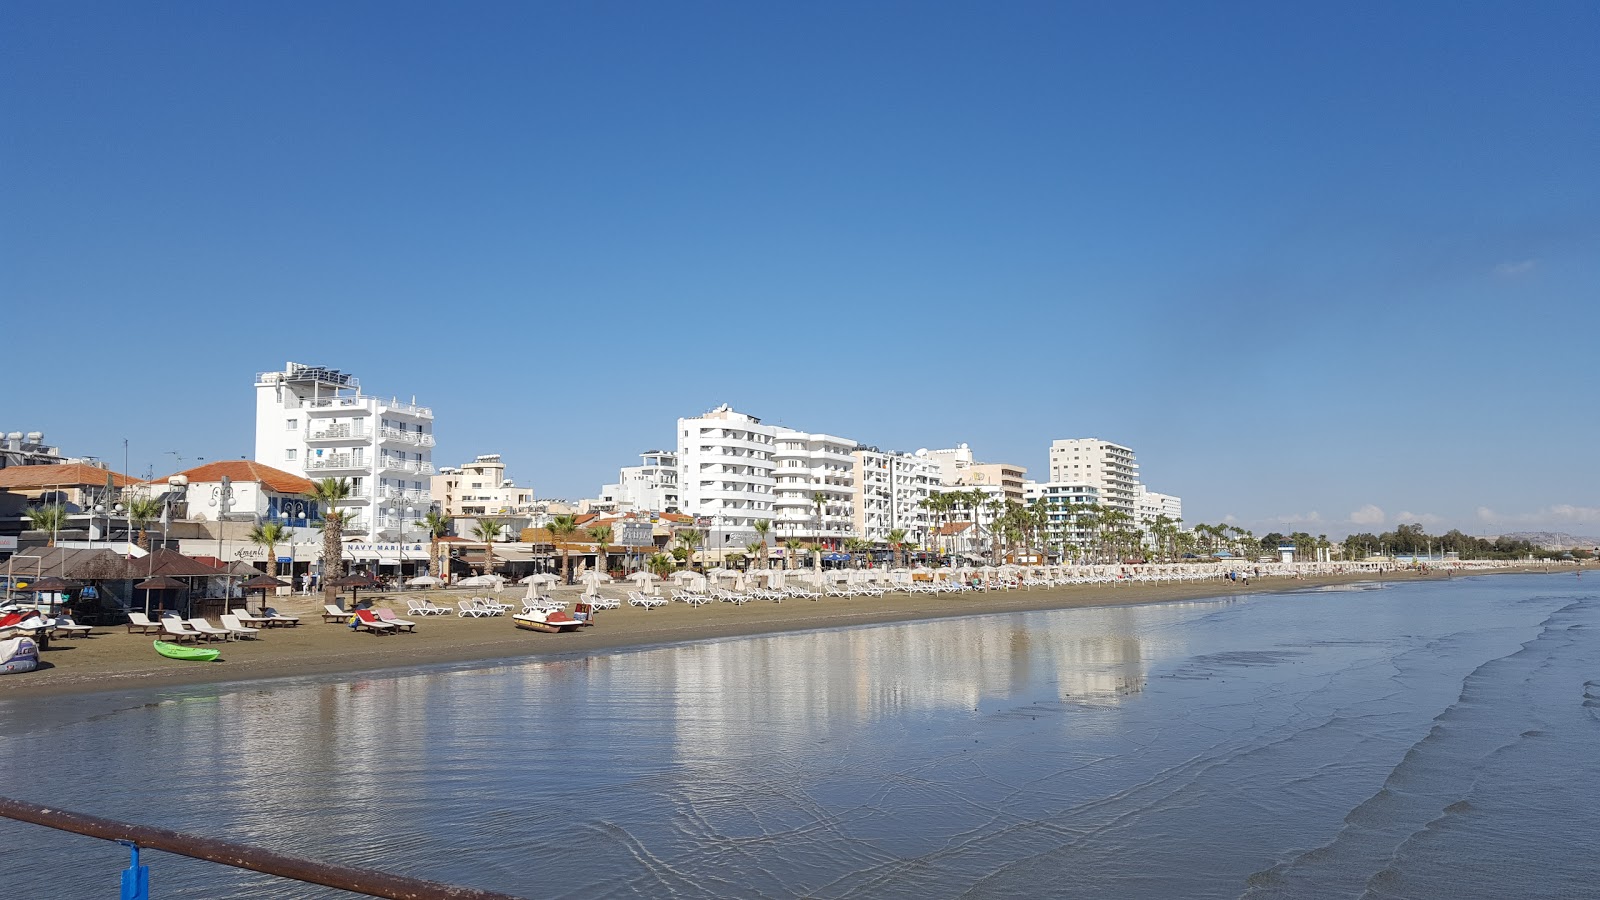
[3,574,1597,898]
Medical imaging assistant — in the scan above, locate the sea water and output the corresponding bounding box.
[2,574,1596,898]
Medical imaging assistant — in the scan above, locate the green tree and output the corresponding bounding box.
[783,538,804,570]
[811,492,827,547]
[647,552,676,578]
[548,514,580,583]
[125,496,164,550]
[307,477,352,603]
[744,540,766,568]
[419,510,452,580]
[470,518,505,576]
[25,505,68,546]
[248,521,291,579]
[590,524,613,576]
[886,528,909,570]
[752,519,771,569]
[674,527,704,571]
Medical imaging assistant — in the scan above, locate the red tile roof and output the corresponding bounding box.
[938,521,974,536]
[158,460,316,495]
[0,463,136,490]
[658,513,693,523]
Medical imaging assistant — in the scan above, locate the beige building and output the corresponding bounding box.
[1048,438,1139,515]
[431,454,535,517]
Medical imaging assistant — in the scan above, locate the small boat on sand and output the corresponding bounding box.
[153,640,222,662]
[1,637,39,674]
[512,608,584,633]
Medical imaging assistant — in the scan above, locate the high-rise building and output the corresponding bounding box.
[771,428,857,546]
[1047,438,1139,515]
[852,448,938,544]
[1024,480,1102,559]
[255,362,434,541]
[675,405,776,530]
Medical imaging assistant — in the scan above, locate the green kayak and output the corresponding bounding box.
[153,640,221,662]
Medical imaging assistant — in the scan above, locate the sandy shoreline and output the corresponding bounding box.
[0,566,1565,702]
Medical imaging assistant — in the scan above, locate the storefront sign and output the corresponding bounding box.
[344,543,428,561]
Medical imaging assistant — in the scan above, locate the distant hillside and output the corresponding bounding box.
[1500,531,1600,551]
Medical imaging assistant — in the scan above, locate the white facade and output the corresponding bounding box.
[432,454,535,517]
[600,450,679,513]
[771,428,857,545]
[922,444,975,487]
[676,405,776,530]
[852,448,937,545]
[1024,480,1102,559]
[255,362,435,541]
[1047,438,1139,515]
[1135,486,1183,527]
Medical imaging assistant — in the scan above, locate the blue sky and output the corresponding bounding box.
[4,2,1597,538]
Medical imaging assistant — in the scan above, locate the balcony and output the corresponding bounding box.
[377,399,434,419]
[378,428,436,447]
[306,454,367,471]
[379,457,434,475]
[308,423,369,442]
[377,487,430,505]
[305,397,372,414]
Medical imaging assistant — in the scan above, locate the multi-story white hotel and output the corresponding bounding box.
[1047,438,1139,515]
[771,428,857,546]
[255,362,434,540]
[1025,480,1102,559]
[1135,485,1183,527]
[599,450,680,513]
[676,405,776,530]
[852,448,938,545]
[431,454,535,517]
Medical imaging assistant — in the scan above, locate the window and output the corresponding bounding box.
[286,448,297,461]
[286,418,298,430]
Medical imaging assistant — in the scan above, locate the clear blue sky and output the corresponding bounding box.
[5,2,1597,538]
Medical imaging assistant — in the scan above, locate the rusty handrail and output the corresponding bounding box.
[0,797,527,900]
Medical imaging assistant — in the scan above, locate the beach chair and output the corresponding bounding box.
[375,608,418,632]
[126,612,162,634]
[160,619,203,644]
[263,608,301,627]
[350,609,396,635]
[409,598,448,617]
[54,615,94,638]
[322,604,352,623]
[473,598,507,616]
[220,614,260,640]
[457,599,489,618]
[230,608,271,628]
[187,617,232,642]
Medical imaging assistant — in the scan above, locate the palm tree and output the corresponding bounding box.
[843,536,869,568]
[418,510,452,580]
[752,519,771,569]
[886,528,909,570]
[590,525,613,577]
[647,552,676,579]
[811,492,827,548]
[249,521,291,579]
[806,542,823,577]
[25,505,68,547]
[744,540,766,568]
[548,514,580,583]
[307,477,352,602]
[783,538,804,570]
[125,496,164,550]
[470,519,505,576]
[674,527,704,572]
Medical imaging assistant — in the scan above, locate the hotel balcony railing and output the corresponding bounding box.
[306,455,366,470]
[377,488,430,504]
[378,399,434,418]
[378,428,436,447]
[379,458,434,475]
[308,424,368,441]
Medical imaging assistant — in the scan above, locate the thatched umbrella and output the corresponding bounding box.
[333,573,379,608]
[134,575,189,616]
[241,574,290,615]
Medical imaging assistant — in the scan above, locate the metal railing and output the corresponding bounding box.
[0,797,525,900]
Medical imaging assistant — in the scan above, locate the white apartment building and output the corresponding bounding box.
[432,454,536,517]
[922,444,975,487]
[1047,438,1139,515]
[599,450,679,513]
[1135,485,1183,527]
[1025,480,1102,559]
[769,428,856,546]
[676,405,776,530]
[255,362,434,541]
[852,448,938,545]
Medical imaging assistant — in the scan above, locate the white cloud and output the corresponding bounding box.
[1541,504,1600,523]
[1493,259,1537,277]
[1396,511,1445,527]
[1349,505,1386,526]
[1272,511,1324,526]
[1222,514,1239,524]
[1475,506,1498,523]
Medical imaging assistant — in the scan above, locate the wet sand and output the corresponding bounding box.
[0,567,1556,701]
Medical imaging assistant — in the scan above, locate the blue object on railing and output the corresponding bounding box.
[118,841,149,900]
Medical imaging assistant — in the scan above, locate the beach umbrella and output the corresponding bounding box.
[333,573,379,607]
[579,570,608,587]
[406,574,443,587]
[134,575,187,616]
[521,573,558,585]
[627,571,661,595]
[241,574,290,615]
